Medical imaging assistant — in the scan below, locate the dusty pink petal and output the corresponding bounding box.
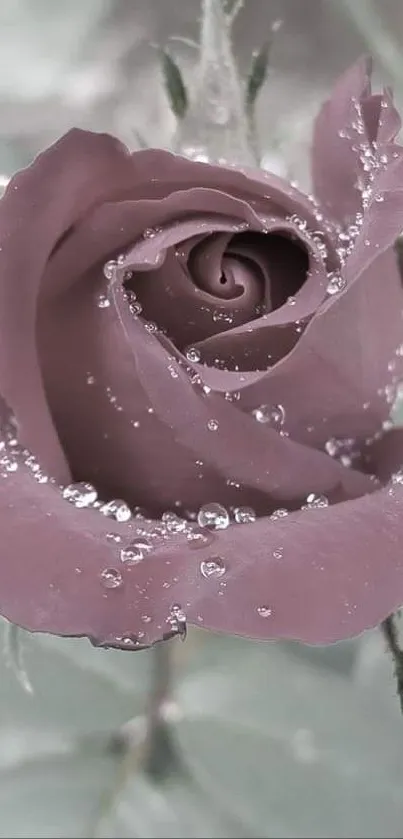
[312,57,401,224]
[110,278,376,504]
[1,392,403,648]
[0,129,135,481]
[38,265,270,517]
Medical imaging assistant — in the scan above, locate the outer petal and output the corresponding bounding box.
[1,394,403,648]
[312,57,401,224]
[0,129,136,482]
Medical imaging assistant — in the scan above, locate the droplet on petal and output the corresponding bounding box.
[270,508,289,521]
[326,274,347,296]
[100,567,123,589]
[103,260,116,280]
[207,419,219,431]
[257,605,272,618]
[252,404,285,428]
[233,506,256,524]
[197,503,230,530]
[168,604,187,639]
[186,527,215,549]
[200,556,226,579]
[120,538,153,564]
[185,347,201,363]
[62,482,98,508]
[305,493,329,509]
[99,499,132,522]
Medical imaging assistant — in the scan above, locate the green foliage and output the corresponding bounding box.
[245,42,271,111]
[161,50,188,119]
[0,623,402,837]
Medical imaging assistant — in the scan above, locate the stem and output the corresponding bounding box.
[381,614,403,713]
[174,0,257,165]
[143,641,178,779]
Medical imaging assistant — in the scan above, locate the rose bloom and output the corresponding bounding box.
[1,58,403,649]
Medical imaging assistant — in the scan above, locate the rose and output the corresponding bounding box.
[1,58,403,649]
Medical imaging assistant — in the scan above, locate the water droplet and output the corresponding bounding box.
[305,493,329,509]
[86,373,95,385]
[207,419,219,432]
[100,499,132,522]
[287,295,296,306]
[118,634,143,648]
[161,511,188,533]
[257,605,272,617]
[143,227,159,239]
[197,502,229,530]
[186,526,215,549]
[185,346,201,363]
[326,274,347,296]
[233,506,256,524]
[62,482,98,508]
[168,604,187,639]
[392,469,403,485]
[103,260,116,280]
[144,320,158,334]
[212,310,234,325]
[200,556,226,579]
[100,567,123,589]
[272,548,283,560]
[252,404,285,427]
[270,508,289,521]
[120,538,153,564]
[129,301,143,316]
[106,532,122,544]
[97,294,111,308]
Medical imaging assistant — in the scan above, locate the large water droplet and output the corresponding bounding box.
[252,404,285,428]
[197,502,229,530]
[326,274,347,296]
[99,499,132,522]
[200,555,226,579]
[185,346,201,363]
[233,506,256,524]
[120,538,153,564]
[62,482,98,508]
[100,567,123,589]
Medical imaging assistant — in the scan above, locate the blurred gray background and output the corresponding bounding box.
[3,0,403,182]
[2,2,403,837]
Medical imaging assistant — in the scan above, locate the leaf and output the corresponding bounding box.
[0,737,120,839]
[245,41,271,110]
[161,50,188,119]
[0,619,152,736]
[3,621,33,694]
[173,631,403,838]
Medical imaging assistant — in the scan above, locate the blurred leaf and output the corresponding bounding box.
[0,736,120,839]
[0,620,152,736]
[3,622,33,694]
[245,42,271,110]
[161,50,188,119]
[96,771,243,839]
[173,631,403,838]
[1,622,403,837]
